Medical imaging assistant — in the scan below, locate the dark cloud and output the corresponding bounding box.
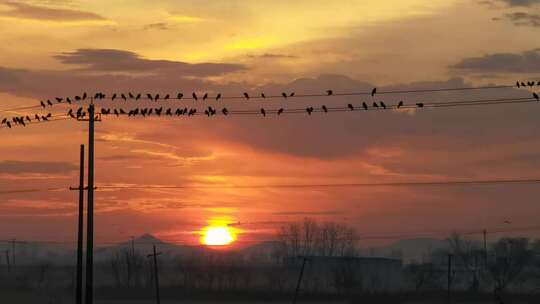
[495,0,540,6]
[496,12,540,27]
[0,160,77,174]
[451,49,540,73]
[0,1,106,21]
[54,49,245,76]
[272,211,344,216]
[143,22,169,31]
[247,53,299,59]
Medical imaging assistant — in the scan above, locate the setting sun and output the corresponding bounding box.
[201,226,236,246]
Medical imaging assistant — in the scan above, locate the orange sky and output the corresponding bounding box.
[1,0,540,247]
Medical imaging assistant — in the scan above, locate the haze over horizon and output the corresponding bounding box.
[1,0,540,248]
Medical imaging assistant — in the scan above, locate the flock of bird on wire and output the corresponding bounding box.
[1,81,540,129]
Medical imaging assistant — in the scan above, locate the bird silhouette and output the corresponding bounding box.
[25,116,31,122]
[177,93,184,100]
[47,100,53,106]
[416,103,425,108]
[55,97,63,103]
[521,81,526,87]
[35,114,40,121]
[281,92,287,99]
[222,108,229,115]
[166,108,172,116]
[119,109,126,115]
[371,88,377,97]
[397,101,404,108]
[528,81,535,87]
[372,102,379,108]
[6,121,11,128]
[504,220,511,224]
[537,81,540,86]
[327,90,333,96]
[68,109,75,118]
[533,92,539,101]
[306,107,314,115]
[244,92,250,100]
[75,95,81,101]
[192,92,198,101]
[136,93,141,101]
[154,94,160,102]
[164,94,170,101]
[148,108,153,115]
[155,107,163,116]
[121,94,127,101]
[277,108,284,115]
[112,94,117,101]
[1,118,6,124]
[40,101,46,108]
[66,97,72,104]
[147,94,153,101]
[203,93,208,100]
[290,92,295,97]
[114,109,119,116]
[42,115,48,121]
[188,109,196,116]
[362,102,368,110]
[516,81,520,88]
[380,101,386,109]
[261,93,266,98]
[322,105,328,112]
[204,109,210,117]
[348,104,354,111]
[261,108,266,116]
[129,92,134,99]
[216,93,222,101]
[82,92,87,100]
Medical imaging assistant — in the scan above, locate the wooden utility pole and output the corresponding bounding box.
[293,256,308,304]
[447,253,453,302]
[11,239,15,268]
[483,229,488,268]
[85,102,96,304]
[4,250,10,276]
[147,245,162,304]
[76,144,85,304]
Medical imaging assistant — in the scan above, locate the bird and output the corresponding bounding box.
[372,102,379,108]
[306,107,314,115]
[243,92,250,100]
[119,109,126,115]
[114,109,119,117]
[177,93,184,100]
[166,108,172,116]
[380,101,386,109]
[121,94,127,101]
[327,90,333,96]
[261,108,266,117]
[203,93,208,101]
[101,108,107,115]
[75,95,81,101]
[47,100,53,106]
[290,92,295,97]
[148,108,153,115]
[34,114,40,121]
[135,93,141,101]
[129,92,134,99]
[537,81,540,86]
[55,97,63,103]
[25,116,31,122]
[164,94,170,101]
[504,220,512,224]
[222,108,229,115]
[66,97,72,104]
[216,93,222,101]
[188,109,196,116]
[371,87,377,97]
[416,103,425,108]
[112,94,117,101]
[141,108,148,117]
[192,92,198,101]
[533,92,539,101]
[147,94,153,101]
[528,81,535,87]
[521,81,526,88]
[348,104,354,111]
[277,108,284,115]
[362,102,368,110]
[41,115,48,121]
[397,101,404,109]
[40,101,46,108]
[516,81,520,88]
[204,109,210,117]
[6,121,11,128]
[322,105,328,113]
[1,118,6,124]
[155,107,163,116]
[261,93,266,98]
[175,108,182,116]
[154,94,160,102]
[82,92,87,100]
[281,92,287,99]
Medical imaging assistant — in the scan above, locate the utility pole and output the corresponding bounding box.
[147,245,162,304]
[131,236,136,257]
[76,144,85,304]
[447,253,453,303]
[293,256,308,304]
[483,229,488,268]
[11,239,15,271]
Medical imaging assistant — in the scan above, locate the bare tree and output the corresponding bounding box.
[487,238,532,292]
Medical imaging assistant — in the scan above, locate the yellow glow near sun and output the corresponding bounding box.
[199,217,239,246]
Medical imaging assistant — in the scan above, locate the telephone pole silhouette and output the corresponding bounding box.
[147,245,162,304]
[76,144,85,304]
[293,256,308,304]
[483,229,488,268]
[4,250,10,276]
[447,253,453,302]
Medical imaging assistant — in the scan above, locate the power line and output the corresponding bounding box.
[2,177,540,195]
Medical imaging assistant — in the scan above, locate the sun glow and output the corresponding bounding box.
[200,222,238,246]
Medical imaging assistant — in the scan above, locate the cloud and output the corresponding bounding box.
[247,53,299,59]
[143,22,169,31]
[451,48,540,73]
[0,160,77,174]
[53,49,246,76]
[494,0,540,6]
[272,211,344,216]
[0,1,106,22]
[495,12,540,27]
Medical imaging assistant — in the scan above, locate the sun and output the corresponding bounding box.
[201,226,236,246]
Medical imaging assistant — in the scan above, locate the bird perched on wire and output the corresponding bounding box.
[416,103,424,108]
[371,88,377,97]
[216,93,222,101]
[135,93,141,101]
[260,108,266,117]
[533,92,539,101]
[47,100,53,106]
[261,93,266,98]
[322,105,328,112]
[222,108,229,115]
[277,108,284,115]
[147,94,153,101]
[348,104,354,111]
[112,93,117,101]
[203,93,208,101]
[82,92,87,100]
[166,108,172,116]
[56,97,63,103]
[164,94,170,101]
[380,101,386,109]
[121,93,127,101]
[528,81,535,88]
[516,81,521,88]
[129,92,134,99]
[34,114,41,121]
[362,102,368,110]
[155,107,163,116]
[397,101,404,109]
[306,107,314,115]
[192,92,198,101]
[244,92,250,100]
[40,101,46,108]
[1,118,6,125]
[281,92,287,99]
[188,109,196,116]
[290,92,295,97]
[66,97,72,104]
[177,93,184,100]
[154,94,160,102]
[372,102,379,108]
[327,90,333,96]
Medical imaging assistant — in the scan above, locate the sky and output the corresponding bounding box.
[1,0,540,248]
